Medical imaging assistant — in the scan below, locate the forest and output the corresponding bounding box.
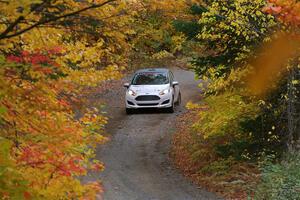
[0,0,300,199]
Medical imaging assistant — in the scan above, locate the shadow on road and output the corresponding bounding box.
[127,108,175,115]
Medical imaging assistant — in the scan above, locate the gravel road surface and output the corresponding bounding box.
[85,67,222,200]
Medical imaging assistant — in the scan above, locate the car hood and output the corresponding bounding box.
[130,84,169,94]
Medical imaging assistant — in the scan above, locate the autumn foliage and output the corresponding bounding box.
[0,49,108,199]
[0,0,131,199]
[263,0,300,25]
[2,0,299,199]
[172,0,300,199]
[0,0,196,199]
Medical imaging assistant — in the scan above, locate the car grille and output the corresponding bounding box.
[137,103,159,106]
[135,95,160,101]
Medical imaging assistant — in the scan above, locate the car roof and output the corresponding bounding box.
[135,68,169,74]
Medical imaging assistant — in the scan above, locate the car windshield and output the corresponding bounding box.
[132,72,169,85]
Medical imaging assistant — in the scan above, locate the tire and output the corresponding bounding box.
[126,108,133,115]
[175,92,181,105]
[166,97,175,113]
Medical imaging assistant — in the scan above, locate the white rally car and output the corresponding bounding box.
[124,68,181,114]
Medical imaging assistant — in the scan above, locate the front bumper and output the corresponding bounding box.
[125,93,173,109]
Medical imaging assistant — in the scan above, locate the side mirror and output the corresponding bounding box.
[123,83,130,88]
[172,81,179,86]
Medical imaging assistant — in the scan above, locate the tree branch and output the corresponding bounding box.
[0,16,25,39]
[0,0,116,40]
[0,0,50,39]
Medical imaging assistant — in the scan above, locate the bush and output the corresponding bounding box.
[191,0,277,77]
[254,154,300,200]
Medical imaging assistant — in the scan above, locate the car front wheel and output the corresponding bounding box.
[166,97,175,113]
[176,92,181,105]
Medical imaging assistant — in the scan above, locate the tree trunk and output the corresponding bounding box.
[287,62,300,151]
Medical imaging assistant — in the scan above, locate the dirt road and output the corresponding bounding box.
[85,68,221,200]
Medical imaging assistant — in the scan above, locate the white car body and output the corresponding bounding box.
[124,68,181,113]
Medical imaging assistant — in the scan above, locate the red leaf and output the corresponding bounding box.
[23,191,31,199]
[271,6,282,14]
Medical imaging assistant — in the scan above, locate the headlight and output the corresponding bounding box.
[159,89,169,95]
[128,89,137,96]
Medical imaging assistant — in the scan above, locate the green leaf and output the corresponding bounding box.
[0,106,7,115]
[0,54,5,65]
